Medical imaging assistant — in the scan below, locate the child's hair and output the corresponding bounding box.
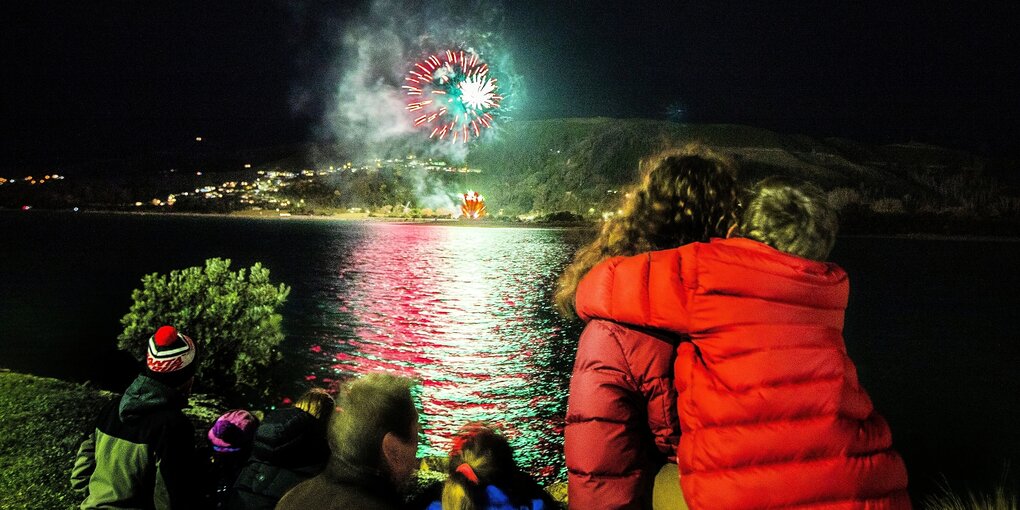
[441,423,521,510]
[293,387,335,421]
[736,176,839,261]
[554,143,740,317]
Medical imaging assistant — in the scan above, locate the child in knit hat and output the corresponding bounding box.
[205,409,260,509]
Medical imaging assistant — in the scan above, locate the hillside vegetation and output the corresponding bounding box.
[468,119,1018,226]
[3,118,1018,234]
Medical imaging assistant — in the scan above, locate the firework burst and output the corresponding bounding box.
[403,50,502,143]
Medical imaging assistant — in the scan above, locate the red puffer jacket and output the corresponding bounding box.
[576,238,910,510]
[565,317,681,509]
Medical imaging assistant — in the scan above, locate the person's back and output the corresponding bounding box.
[557,145,741,509]
[275,374,419,510]
[575,178,911,509]
[73,326,202,510]
[229,389,332,510]
[421,423,557,510]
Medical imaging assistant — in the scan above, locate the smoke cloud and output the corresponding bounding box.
[294,0,519,165]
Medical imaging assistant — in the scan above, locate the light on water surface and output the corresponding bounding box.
[303,224,581,481]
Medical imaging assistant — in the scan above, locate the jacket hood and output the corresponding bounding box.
[118,374,187,421]
[576,238,848,333]
[252,407,330,467]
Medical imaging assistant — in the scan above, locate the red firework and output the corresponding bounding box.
[403,50,502,143]
[461,191,486,219]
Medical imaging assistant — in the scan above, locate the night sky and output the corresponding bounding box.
[4,1,1019,169]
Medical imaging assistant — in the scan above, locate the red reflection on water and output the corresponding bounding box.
[304,224,569,480]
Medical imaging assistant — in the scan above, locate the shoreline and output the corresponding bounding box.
[6,207,1020,240]
[2,207,597,230]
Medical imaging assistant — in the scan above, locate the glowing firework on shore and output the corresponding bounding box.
[403,50,502,143]
[461,191,486,219]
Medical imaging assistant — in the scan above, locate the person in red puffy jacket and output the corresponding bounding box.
[574,177,911,509]
[555,144,741,509]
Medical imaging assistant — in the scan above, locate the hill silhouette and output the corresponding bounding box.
[466,119,1012,223]
[3,118,1017,234]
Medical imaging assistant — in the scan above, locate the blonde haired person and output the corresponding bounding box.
[423,423,557,510]
[293,387,334,420]
[229,387,335,510]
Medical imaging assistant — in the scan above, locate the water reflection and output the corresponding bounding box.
[305,223,583,482]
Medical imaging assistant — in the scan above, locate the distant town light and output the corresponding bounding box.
[135,202,143,207]
[195,136,203,142]
[244,164,252,168]
[73,207,79,212]
[196,171,203,176]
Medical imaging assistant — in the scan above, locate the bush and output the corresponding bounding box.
[537,211,586,223]
[117,258,291,396]
[870,197,906,214]
[827,187,862,211]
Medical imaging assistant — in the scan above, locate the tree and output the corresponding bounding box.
[118,258,291,396]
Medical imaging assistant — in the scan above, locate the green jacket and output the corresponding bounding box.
[71,375,201,510]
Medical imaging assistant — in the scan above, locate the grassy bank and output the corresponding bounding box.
[0,370,229,510]
[0,370,115,510]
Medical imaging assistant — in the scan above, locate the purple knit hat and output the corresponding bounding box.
[208,409,259,453]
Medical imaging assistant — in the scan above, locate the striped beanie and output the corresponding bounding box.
[145,325,197,387]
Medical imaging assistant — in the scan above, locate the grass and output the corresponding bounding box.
[0,370,115,510]
[0,370,229,510]
[924,483,1018,510]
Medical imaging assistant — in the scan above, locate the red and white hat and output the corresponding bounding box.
[145,325,197,386]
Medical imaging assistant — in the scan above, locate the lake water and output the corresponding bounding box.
[1,210,1018,496]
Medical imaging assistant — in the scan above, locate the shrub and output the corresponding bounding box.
[827,187,862,211]
[538,210,586,223]
[870,197,905,214]
[117,258,291,396]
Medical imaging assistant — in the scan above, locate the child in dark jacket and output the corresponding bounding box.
[228,388,334,510]
[205,409,259,509]
[421,423,558,510]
